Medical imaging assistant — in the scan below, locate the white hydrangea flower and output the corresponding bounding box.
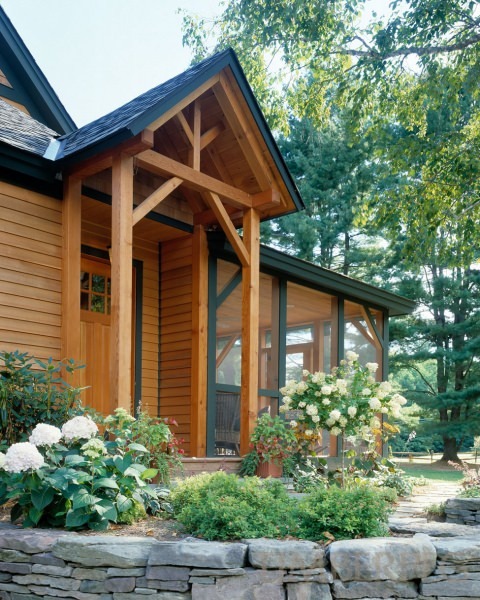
[29,423,62,447]
[302,369,310,377]
[345,351,359,362]
[347,406,357,417]
[298,401,306,408]
[311,371,325,384]
[321,385,333,395]
[3,442,45,473]
[290,420,298,428]
[314,391,322,397]
[368,397,382,410]
[282,396,292,406]
[312,415,320,423]
[0,452,5,469]
[329,409,341,422]
[361,387,372,396]
[325,417,335,427]
[322,399,331,405]
[331,426,341,436]
[304,429,314,437]
[381,407,389,413]
[370,416,381,429]
[62,416,98,441]
[379,381,392,393]
[339,416,347,427]
[306,404,318,416]
[279,404,287,413]
[366,362,379,373]
[392,393,407,406]
[296,381,307,395]
[81,438,107,458]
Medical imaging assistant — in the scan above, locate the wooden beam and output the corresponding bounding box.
[146,73,221,133]
[175,111,194,146]
[110,154,134,413]
[252,189,281,208]
[204,191,250,267]
[213,76,273,190]
[136,149,252,210]
[240,208,260,455]
[190,224,209,457]
[68,129,154,180]
[193,100,201,171]
[62,176,82,385]
[201,122,225,150]
[132,177,183,226]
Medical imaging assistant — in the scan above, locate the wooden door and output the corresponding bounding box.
[79,256,135,416]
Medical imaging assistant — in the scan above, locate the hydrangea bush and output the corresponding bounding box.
[280,352,407,451]
[0,415,164,530]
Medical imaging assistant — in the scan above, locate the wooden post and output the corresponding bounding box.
[62,176,82,384]
[190,224,209,456]
[110,154,134,413]
[240,208,260,454]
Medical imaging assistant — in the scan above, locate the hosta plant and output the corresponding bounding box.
[0,415,163,530]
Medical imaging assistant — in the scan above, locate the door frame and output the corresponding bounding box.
[81,245,143,415]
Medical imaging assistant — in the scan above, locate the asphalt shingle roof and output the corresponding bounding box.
[0,98,58,156]
[57,51,233,159]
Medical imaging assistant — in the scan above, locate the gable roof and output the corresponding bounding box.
[53,49,304,213]
[0,98,58,155]
[0,6,75,134]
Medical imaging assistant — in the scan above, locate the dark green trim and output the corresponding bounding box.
[278,278,287,389]
[206,253,218,456]
[133,259,143,416]
[209,233,415,316]
[82,185,194,234]
[80,245,143,415]
[157,242,162,417]
[216,269,242,308]
[382,312,389,380]
[0,145,61,191]
[337,298,345,364]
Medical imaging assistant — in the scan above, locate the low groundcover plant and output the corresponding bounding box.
[0,415,166,530]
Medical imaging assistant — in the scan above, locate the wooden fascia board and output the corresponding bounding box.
[67,129,154,179]
[136,149,252,210]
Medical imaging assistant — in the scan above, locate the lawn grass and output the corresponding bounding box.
[399,466,464,482]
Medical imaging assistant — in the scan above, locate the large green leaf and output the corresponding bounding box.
[65,509,91,528]
[72,490,97,510]
[92,478,119,491]
[31,487,55,511]
[140,468,158,481]
[65,454,87,467]
[127,443,149,453]
[94,499,117,522]
[28,506,43,525]
[116,494,133,514]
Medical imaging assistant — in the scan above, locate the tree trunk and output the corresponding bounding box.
[441,436,460,463]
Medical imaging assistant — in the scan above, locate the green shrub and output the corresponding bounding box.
[104,408,184,484]
[0,351,84,449]
[171,472,297,540]
[297,485,392,541]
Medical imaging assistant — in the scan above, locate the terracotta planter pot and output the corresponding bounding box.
[255,460,283,478]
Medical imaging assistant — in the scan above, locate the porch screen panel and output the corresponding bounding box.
[285,282,336,377]
[258,273,280,416]
[344,301,383,374]
[215,260,242,454]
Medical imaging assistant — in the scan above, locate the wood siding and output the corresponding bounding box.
[159,235,193,455]
[0,182,62,360]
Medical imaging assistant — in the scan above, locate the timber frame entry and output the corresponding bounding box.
[60,50,304,456]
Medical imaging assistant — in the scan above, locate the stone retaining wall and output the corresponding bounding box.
[445,497,480,526]
[1,524,480,599]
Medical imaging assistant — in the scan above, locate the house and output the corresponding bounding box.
[0,7,414,464]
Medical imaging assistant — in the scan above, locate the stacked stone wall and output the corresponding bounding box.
[1,524,480,599]
[445,497,480,526]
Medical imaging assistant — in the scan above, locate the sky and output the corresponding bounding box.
[2,0,390,128]
[2,0,221,126]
